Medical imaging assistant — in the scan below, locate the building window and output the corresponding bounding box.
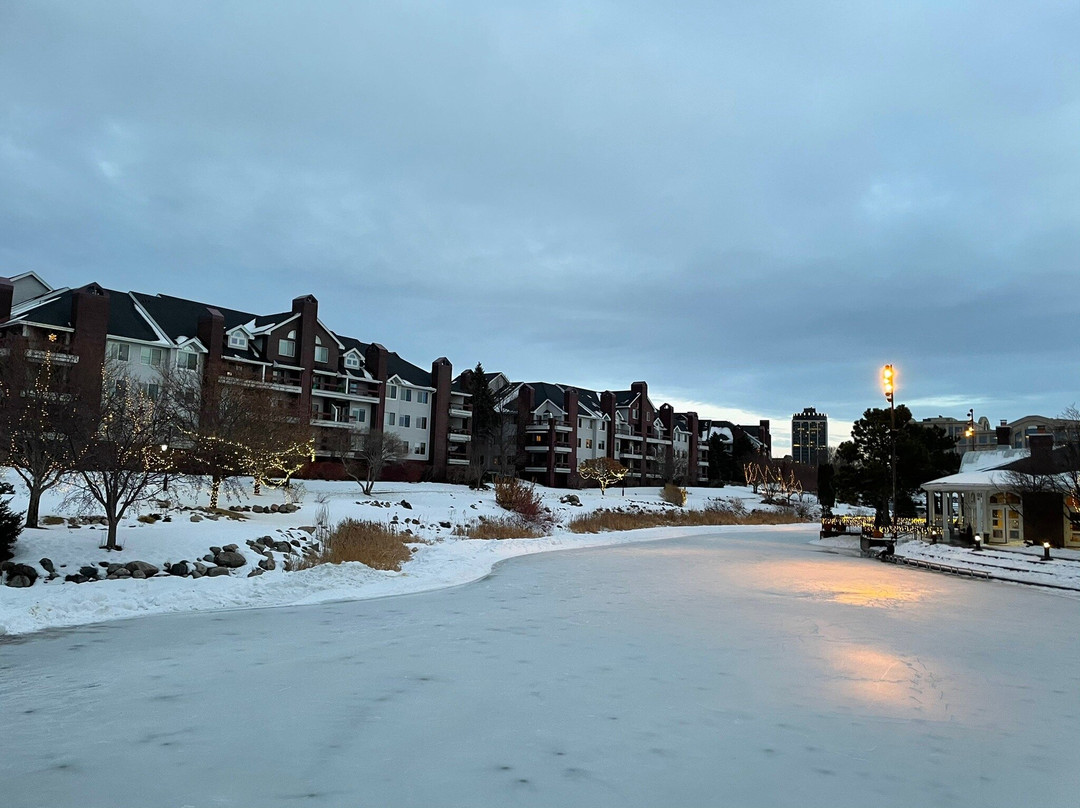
[599,441,605,450]
[228,332,248,350]
[315,345,329,364]
[177,349,198,371]
[577,438,582,448]
[344,353,360,369]
[417,391,429,404]
[388,385,398,399]
[140,347,164,367]
[586,439,593,449]
[416,442,426,455]
[402,441,409,453]
[400,414,411,427]
[106,342,130,362]
[403,389,412,402]
[139,382,160,400]
[387,412,396,426]
[279,336,296,358]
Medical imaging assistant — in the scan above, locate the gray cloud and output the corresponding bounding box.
[2,1,1078,454]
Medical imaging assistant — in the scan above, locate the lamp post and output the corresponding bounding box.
[965,408,975,454]
[160,443,170,492]
[882,364,897,540]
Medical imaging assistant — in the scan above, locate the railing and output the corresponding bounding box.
[310,412,358,424]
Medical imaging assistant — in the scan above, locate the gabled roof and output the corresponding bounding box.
[14,287,162,343]
[387,352,431,387]
[132,292,258,340]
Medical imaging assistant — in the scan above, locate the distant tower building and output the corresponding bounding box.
[791,408,828,465]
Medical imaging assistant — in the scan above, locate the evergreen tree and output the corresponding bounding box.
[834,405,958,522]
[816,463,836,516]
[0,497,24,564]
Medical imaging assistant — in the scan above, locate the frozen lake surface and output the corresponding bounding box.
[3,526,1078,807]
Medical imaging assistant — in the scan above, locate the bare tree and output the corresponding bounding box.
[0,335,88,528]
[64,366,172,550]
[335,429,408,495]
[175,373,313,508]
[578,457,628,495]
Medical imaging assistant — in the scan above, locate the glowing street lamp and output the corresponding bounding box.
[882,364,897,539]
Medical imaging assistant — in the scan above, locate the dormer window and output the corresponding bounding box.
[344,352,360,369]
[177,348,199,371]
[314,336,328,364]
[228,332,248,350]
[279,330,297,359]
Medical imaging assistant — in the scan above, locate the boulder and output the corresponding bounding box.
[222,543,239,553]
[209,546,222,554]
[202,554,216,563]
[206,566,230,577]
[258,557,276,571]
[108,567,131,579]
[214,550,246,568]
[190,514,202,523]
[5,563,38,587]
[107,563,124,575]
[399,499,412,510]
[131,569,146,579]
[272,541,293,554]
[168,561,190,577]
[252,505,265,514]
[560,494,582,507]
[39,558,56,574]
[79,566,101,579]
[247,568,264,577]
[270,504,280,513]
[126,561,159,577]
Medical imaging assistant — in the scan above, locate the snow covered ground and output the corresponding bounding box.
[0,473,783,635]
[3,526,1077,807]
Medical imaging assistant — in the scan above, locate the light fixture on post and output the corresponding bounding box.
[882,364,897,541]
[965,408,975,454]
[160,442,170,492]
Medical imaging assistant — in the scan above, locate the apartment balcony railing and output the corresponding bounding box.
[310,412,359,428]
[448,428,471,443]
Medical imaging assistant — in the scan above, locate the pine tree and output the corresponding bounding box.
[0,497,24,564]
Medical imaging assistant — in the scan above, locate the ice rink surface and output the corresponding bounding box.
[3,526,1078,807]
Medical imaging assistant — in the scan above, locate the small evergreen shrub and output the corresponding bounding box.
[0,498,24,564]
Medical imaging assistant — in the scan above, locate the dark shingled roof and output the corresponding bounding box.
[1000,445,1077,476]
[387,352,431,387]
[132,292,257,341]
[522,382,567,412]
[18,288,160,342]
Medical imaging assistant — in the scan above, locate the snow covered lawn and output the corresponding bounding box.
[0,474,777,635]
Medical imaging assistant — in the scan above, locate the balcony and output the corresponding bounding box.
[525,444,550,453]
[524,465,547,474]
[553,444,572,454]
[310,412,360,428]
[525,417,572,433]
[620,451,643,461]
[448,428,471,443]
[614,424,642,439]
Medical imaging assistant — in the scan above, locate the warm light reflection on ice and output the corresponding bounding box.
[741,559,936,608]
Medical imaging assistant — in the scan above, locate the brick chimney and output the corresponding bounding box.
[0,277,13,324]
[365,343,389,430]
[1028,426,1053,464]
[430,357,453,480]
[291,295,318,411]
[600,391,616,460]
[197,307,224,384]
[517,384,536,458]
[70,283,110,400]
[996,419,1012,447]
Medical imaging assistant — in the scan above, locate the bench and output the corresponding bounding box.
[860,535,895,556]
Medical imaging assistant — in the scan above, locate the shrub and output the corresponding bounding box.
[302,518,413,571]
[453,516,545,540]
[661,483,687,506]
[42,515,66,526]
[0,498,24,563]
[494,476,546,523]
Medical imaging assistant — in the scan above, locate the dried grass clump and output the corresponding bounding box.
[567,505,807,534]
[304,518,413,571]
[661,483,687,506]
[453,516,545,540]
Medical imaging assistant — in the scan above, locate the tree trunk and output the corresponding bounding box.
[253,477,262,496]
[25,486,42,529]
[210,476,221,510]
[104,518,120,551]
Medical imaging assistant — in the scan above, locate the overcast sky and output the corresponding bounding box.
[2,1,1077,454]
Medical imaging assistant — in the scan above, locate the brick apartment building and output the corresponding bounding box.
[0,274,471,482]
